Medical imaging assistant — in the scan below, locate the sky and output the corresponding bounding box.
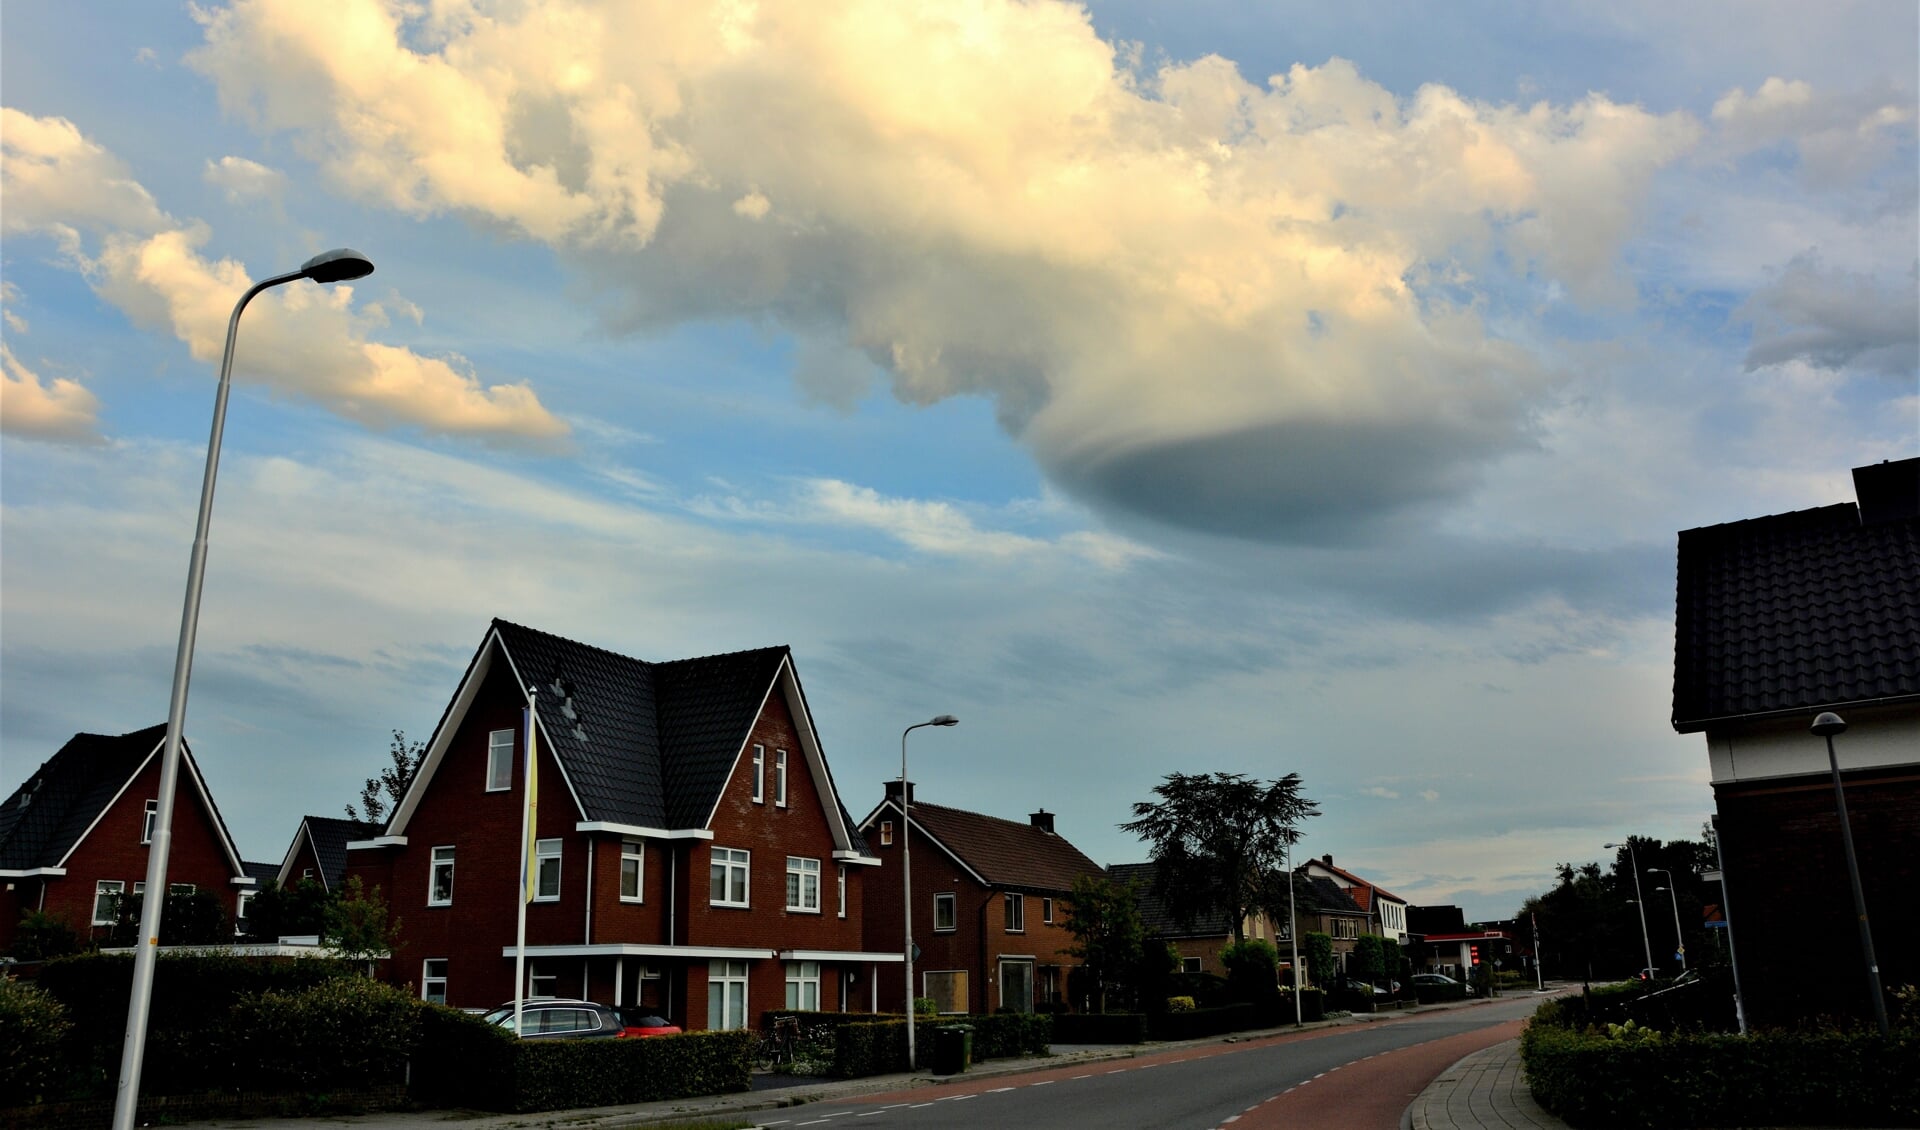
[2,1,1915,922]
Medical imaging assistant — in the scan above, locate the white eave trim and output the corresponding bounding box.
[230,876,257,887]
[347,836,408,850]
[779,949,903,963]
[0,867,67,878]
[575,822,713,840]
[500,943,778,961]
[833,852,882,865]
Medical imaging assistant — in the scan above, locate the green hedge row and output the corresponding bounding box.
[1148,1002,1255,1041]
[1520,1022,1920,1128]
[966,1012,1051,1059]
[0,978,73,1108]
[833,1020,909,1078]
[1051,1012,1149,1044]
[761,1009,906,1030]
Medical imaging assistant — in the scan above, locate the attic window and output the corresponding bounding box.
[880,821,893,847]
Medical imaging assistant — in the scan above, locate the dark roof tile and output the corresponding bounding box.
[0,725,168,871]
[902,801,1104,893]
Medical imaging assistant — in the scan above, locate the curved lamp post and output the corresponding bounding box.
[1648,870,1685,972]
[1604,841,1655,980]
[112,249,375,1130]
[1812,712,1889,1036]
[901,714,957,1071]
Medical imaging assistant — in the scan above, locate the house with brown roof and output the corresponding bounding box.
[1672,456,1918,1026]
[858,789,1102,1014]
[1105,860,1293,980]
[1299,853,1409,945]
[345,620,895,1027]
[0,725,256,953]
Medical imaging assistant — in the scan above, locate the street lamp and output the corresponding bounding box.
[1811,712,1890,1036]
[1604,841,1655,980]
[901,714,957,1071]
[1285,840,1301,1026]
[111,249,375,1130]
[1648,870,1685,972]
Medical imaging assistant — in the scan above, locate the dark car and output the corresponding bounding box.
[1411,973,1476,996]
[481,999,627,1039]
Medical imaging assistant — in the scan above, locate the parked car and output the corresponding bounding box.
[615,1009,683,1037]
[1411,973,1476,996]
[480,999,629,1038]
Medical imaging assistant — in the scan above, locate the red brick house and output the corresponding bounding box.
[0,724,255,953]
[1106,860,1294,981]
[858,790,1102,1015]
[1673,457,1918,1026]
[276,816,381,892]
[345,620,893,1027]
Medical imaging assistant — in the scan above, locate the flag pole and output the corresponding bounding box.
[515,686,538,1036]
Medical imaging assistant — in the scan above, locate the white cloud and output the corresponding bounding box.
[0,341,102,444]
[1,108,568,446]
[187,0,1703,541]
[1711,76,1915,187]
[1361,785,1401,800]
[204,154,288,204]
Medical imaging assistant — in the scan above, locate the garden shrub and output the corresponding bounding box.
[7,911,82,962]
[966,1012,1050,1059]
[1220,939,1280,1003]
[227,976,419,1091]
[1163,971,1229,1008]
[1050,1012,1148,1044]
[0,977,73,1107]
[1165,995,1196,1012]
[1148,1002,1255,1041]
[832,1020,909,1078]
[1520,1020,1920,1128]
[411,1003,516,1110]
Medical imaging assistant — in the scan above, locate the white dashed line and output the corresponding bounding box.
[987,1086,1015,1092]
[1107,1068,1128,1074]
[910,1102,934,1108]
[857,1113,883,1119]
[1029,1079,1055,1086]
[1313,1071,1326,1079]
[1072,1073,1092,1079]
[1222,1118,1240,1125]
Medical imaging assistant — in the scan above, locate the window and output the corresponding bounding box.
[922,970,968,1014]
[710,847,750,907]
[421,959,448,1004]
[528,963,558,999]
[620,839,644,902]
[93,880,124,926]
[168,883,195,896]
[933,892,957,932]
[487,728,514,792]
[785,961,821,1010]
[142,799,158,844]
[535,838,561,901]
[1042,897,1054,924]
[837,865,847,918]
[999,960,1034,1013]
[1181,956,1203,974]
[429,845,455,905]
[775,750,788,806]
[302,868,314,881]
[786,856,820,912]
[880,821,893,846]
[235,890,256,932]
[751,745,765,804]
[1004,892,1025,933]
[708,959,749,1029]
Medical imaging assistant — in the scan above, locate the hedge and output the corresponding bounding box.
[227,977,420,1092]
[969,1012,1051,1058]
[1520,1022,1920,1128]
[1051,1012,1149,1044]
[1414,982,1468,1004]
[0,978,73,1108]
[833,1020,909,1078]
[1148,1002,1255,1041]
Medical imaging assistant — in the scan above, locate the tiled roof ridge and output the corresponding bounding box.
[1676,500,1858,537]
[911,799,1054,834]
[491,616,791,680]
[1313,859,1406,904]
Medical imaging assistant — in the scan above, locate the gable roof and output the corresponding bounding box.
[1106,861,1238,938]
[279,816,382,890]
[862,798,1103,893]
[393,621,867,855]
[1296,874,1366,917]
[1674,468,1920,731]
[1303,856,1406,906]
[0,724,248,878]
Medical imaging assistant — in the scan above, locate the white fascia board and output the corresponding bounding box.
[230,876,256,887]
[779,949,905,963]
[388,633,498,836]
[860,798,987,886]
[778,656,857,854]
[54,742,159,870]
[499,943,778,960]
[179,745,249,878]
[346,836,408,850]
[833,852,882,865]
[575,822,713,840]
[0,867,67,877]
[700,665,783,834]
[277,819,320,889]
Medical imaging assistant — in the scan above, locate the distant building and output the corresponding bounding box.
[1673,457,1919,1026]
[1299,854,1409,944]
[1107,860,1292,980]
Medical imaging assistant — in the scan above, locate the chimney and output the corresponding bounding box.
[1854,458,1919,526]
[1322,854,1333,867]
[1030,808,1055,834]
[884,779,915,807]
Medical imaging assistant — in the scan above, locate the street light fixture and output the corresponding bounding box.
[111,249,375,1130]
[1648,871,1685,972]
[1285,840,1301,1026]
[901,714,957,1071]
[1811,712,1890,1036]
[1604,841,1655,980]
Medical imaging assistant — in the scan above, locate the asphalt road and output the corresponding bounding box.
[752,996,1545,1130]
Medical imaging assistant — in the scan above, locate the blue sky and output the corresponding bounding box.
[3,0,1915,919]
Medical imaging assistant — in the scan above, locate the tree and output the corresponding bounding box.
[1302,932,1335,988]
[1061,874,1146,1012]
[324,875,401,969]
[1220,938,1280,1003]
[244,878,331,942]
[1351,934,1385,986]
[1119,772,1318,943]
[346,730,425,823]
[108,889,228,947]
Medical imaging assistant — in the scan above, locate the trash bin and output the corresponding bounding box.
[931,1024,973,1075]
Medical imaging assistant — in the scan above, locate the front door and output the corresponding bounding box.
[999,959,1034,1013]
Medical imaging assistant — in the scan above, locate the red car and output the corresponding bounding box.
[616,1008,683,1038]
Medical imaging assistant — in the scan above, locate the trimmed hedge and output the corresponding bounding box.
[761,1008,907,1030]
[0,978,73,1107]
[411,1004,752,1113]
[968,1012,1050,1059]
[1148,1002,1255,1041]
[833,1020,909,1078]
[228,977,420,1092]
[1521,1023,1920,1129]
[1051,1012,1149,1044]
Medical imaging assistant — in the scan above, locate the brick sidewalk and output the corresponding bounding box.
[1407,1037,1567,1130]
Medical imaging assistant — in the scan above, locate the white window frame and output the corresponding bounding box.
[534,838,562,901]
[786,856,821,913]
[429,845,455,906]
[168,882,195,896]
[837,865,847,918]
[487,728,515,792]
[880,821,893,846]
[752,745,765,804]
[235,890,256,933]
[421,958,449,1004]
[93,880,124,926]
[1181,955,1203,973]
[775,749,789,807]
[1004,892,1025,933]
[620,839,645,902]
[142,799,158,844]
[708,959,749,1030]
[934,892,957,932]
[528,962,559,999]
[710,847,750,908]
[785,960,821,1011]
[1043,897,1054,924]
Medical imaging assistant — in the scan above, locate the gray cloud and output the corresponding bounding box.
[1739,251,1920,377]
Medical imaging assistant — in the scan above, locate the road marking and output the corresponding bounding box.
[1107,1068,1128,1074]
[1029,1079,1055,1086]
[857,1113,883,1119]
[1313,1072,1326,1078]
[987,1086,1015,1092]
[1071,1074,1092,1079]
[1222,1118,1240,1125]
[910,1102,933,1108]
